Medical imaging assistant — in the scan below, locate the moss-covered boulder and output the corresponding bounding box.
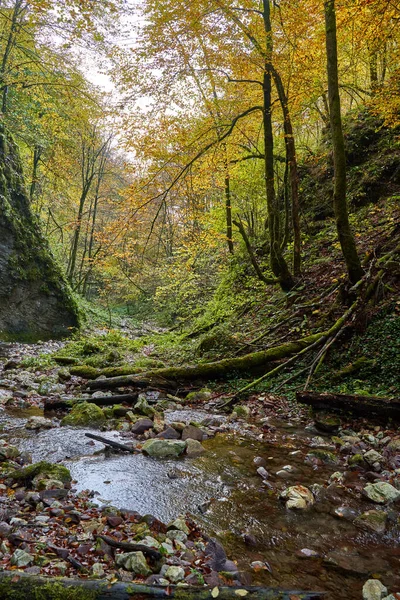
[142,439,186,459]
[0,123,79,341]
[61,402,105,427]
[8,461,71,485]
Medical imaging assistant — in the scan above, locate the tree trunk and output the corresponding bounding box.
[0,572,325,600]
[297,391,400,420]
[262,0,294,291]
[233,219,277,284]
[272,69,301,275]
[324,0,363,285]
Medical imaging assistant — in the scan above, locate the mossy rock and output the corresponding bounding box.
[196,326,238,355]
[185,388,212,403]
[8,461,71,484]
[348,453,365,466]
[61,402,105,427]
[232,405,251,419]
[69,365,100,379]
[306,449,337,464]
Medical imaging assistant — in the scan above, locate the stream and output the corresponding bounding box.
[0,343,399,599]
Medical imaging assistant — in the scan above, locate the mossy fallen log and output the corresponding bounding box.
[332,356,375,380]
[0,571,326,600]
[87,333,323,391]
[44,393,139,411]
[296,391,400,419]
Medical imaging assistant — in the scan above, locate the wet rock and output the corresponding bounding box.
[115,551,152,575]
[9,461,71,485]
[10,549,33,567]
[280,485,314,509]
[181,424,205,442]
[131,418,154,435]
[362,580,387,600]
[363,482,400,504]
[165,565,185,583]
[257,467,269,479]
[142,439,186,458]
[296,548,320,559]
[253,456,267,467]
[386,438,400,453]
[324,550,387,577]
[156,427,180,440]
[333,506,358,520]
[34,478,64,491]
[329,472,345,484]
[107,516,123,527]
[185,439,205,457]
[61,402,105,427]
[354,510,387,533]
[25,416,54,430]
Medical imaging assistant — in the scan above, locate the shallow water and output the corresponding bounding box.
[1,399,399,598]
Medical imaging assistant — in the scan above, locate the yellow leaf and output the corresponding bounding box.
[235,591,249,597]
[211,587,219,598]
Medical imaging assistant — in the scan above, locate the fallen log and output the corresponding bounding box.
[0,571,326,599]
[44,393,139,411]
[296,391,400,420]
[87,333,323,391]
[85,433,139,453]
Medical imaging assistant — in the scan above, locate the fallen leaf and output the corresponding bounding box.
[211,587,219,598]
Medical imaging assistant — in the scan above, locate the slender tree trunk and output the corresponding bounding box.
[223,147,234,255]
[233,219,276,285]
[324,0,363,285]
[0,0,25,114]
[29,145,42,202]
[272,69,301,275]
[67,187,90,283]
[262,0,294,290]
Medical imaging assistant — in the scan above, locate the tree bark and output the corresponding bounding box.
[296,391,400,420]
[86,332,324,390]
[233,219,277,285]
[262,0,294,290]
[0,571,325,600]
[324,0,363,285]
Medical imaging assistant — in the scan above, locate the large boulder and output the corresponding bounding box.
[8,461,71,486]
[0,124,79,340]
[142,439,186,459]
[363,482,400,504]
[61,402,105,427]
[115,551,151,575]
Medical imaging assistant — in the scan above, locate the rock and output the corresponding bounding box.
[0,522,11,538]
[348,453,365,466]
[386,438,400,453]
[142,439,186,458]
[362,580,387,600]
[333,506,358,520]
[166,530,187,543]
[137,536,160,549]
[185,389,212,403]
[34,478,64,491]
[181,424,205,442]
[232,405,251,419]
[115,551,151,575]
[296,548,320,559]
[9,461,71,485]
[168,517,189,534]
[205,539,227,571]
[131,418,154,435]
[156,427,180,440]
[134,395,156,417]
[10,549,34,567]
[354,510,387,533]
[253,456,267,467]
[165,565,185,583]
[306,449,337,464]
[91,562,105,578]
[61,402,105,426]
[0,444,20,461]
[364,449,384,465]
[185,438,205,457]
[280,485,314,509]
[363,482,400,504]
[256,467,269,479]
[26,416,54,430]
[329,472,345,484]
[314,412,341,433]
[324,550,388,577]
